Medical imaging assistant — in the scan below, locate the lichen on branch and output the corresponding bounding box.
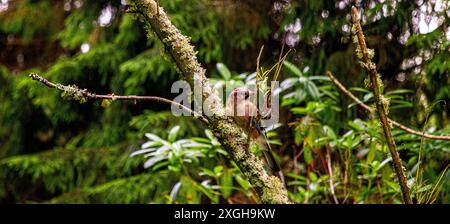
[351,6,412,204]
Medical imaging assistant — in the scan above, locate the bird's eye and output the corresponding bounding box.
[244,91,250,99]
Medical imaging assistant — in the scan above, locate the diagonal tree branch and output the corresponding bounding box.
[326,71,450,141]
[29,73,210,125]
[351,6,412,204]
[130,0,290,203]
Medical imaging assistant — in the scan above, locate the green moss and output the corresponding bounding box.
[364,76,372,89]
[367,48,375,60]
[57,84,89,104]
[259,176,290,204]
[352,34,363,60]
[380,95,391,115]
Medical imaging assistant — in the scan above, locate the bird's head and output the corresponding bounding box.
[227,87,260,118]
[229,87,253,102]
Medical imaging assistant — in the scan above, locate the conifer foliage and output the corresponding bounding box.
[0,0,448,203]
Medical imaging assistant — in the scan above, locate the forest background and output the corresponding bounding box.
[0,0,449,204]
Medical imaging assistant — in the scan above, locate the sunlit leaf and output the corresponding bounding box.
[283,61,303,77]
[216,63,231,80]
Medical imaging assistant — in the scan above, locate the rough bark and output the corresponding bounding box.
[131,0,290,204]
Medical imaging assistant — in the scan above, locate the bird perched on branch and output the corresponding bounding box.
[227,87,282,178]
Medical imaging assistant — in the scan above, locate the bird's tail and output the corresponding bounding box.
[256,135,285,186]
[250,118,281,172]
[251,118,284,184]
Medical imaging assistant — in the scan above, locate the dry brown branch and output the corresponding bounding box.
[326,71,450,141]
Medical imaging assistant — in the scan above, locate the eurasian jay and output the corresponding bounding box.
[227,87,281,173]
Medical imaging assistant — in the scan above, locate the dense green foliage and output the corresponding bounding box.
[0,0,448,203]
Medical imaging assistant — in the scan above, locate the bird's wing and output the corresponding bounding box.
[251,117,281,172]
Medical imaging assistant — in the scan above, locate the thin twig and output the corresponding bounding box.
[273,43,286,82]
[29,73,210,125]
[351,6,412,204]
[326,144,339,204]
[326,71,450,141]
[255,45,264,116]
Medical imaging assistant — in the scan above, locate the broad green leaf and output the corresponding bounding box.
[235,175,251,190]
[130,148,157,157]
[303,145,314,165]
[220,169,233,198]
[168,126,181,142]
[169,181,182,203]
[283,61,303,77]
[216,63,231,80]
[309,172,318,182]
[305,81,320,100]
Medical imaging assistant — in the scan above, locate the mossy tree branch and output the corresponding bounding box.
[351,6,412,204]
[130,0,290,203]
